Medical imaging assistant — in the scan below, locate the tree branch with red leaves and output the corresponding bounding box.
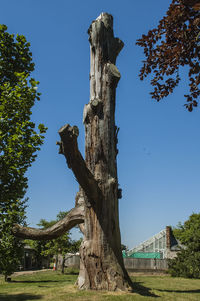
[137,0,200,111]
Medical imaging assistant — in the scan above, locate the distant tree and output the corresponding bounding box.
[137,0,200,111]
[121,244,129,252]
[0,24,46,281]
[0,199,26,281]
[26,211,82,273]
[169,213,200,278]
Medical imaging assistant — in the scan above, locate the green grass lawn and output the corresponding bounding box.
[0,270,200,300]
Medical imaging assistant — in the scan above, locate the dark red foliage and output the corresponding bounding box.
[137,0,200,111]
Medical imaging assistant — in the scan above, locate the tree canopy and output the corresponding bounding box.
[0,199,27,280]
[0,24,46,204]
[137,0,200,111]
[169,213,200,278]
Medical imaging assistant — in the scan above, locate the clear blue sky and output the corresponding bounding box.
[2,0,200,248]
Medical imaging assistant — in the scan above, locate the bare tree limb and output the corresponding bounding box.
[12,124,100,240]
[12,205,84,240]
[57,124,103,203]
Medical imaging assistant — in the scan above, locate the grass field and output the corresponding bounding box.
[1,270,200,300]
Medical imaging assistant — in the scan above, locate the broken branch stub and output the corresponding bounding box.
[58,124,103,203]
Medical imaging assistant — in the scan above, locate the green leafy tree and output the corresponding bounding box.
[0,199,27,281]
[169,213,200,278]
[0,24,46,203]
[0,25,46,280]
[121,244,129,252]
[137,0,200,111]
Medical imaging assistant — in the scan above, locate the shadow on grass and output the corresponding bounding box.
[132,281,159,298]
[64,268,79,275]
[0,293,42,301]
[157,288,200,294]
[64,271,79,275]
[10,279,69,284]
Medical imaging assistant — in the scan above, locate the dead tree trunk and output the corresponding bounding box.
[78,13,132,291]
[13,13,133,291]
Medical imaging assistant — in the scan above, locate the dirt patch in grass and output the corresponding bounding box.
[12,269,51,277]
[129,271,167,277]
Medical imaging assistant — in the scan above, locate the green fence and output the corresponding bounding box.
[122,251,162,259]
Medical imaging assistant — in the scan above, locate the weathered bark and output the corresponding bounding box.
[77,13,132,291]
[12,205,84,240]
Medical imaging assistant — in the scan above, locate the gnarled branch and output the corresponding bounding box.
[12,205,84,240]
